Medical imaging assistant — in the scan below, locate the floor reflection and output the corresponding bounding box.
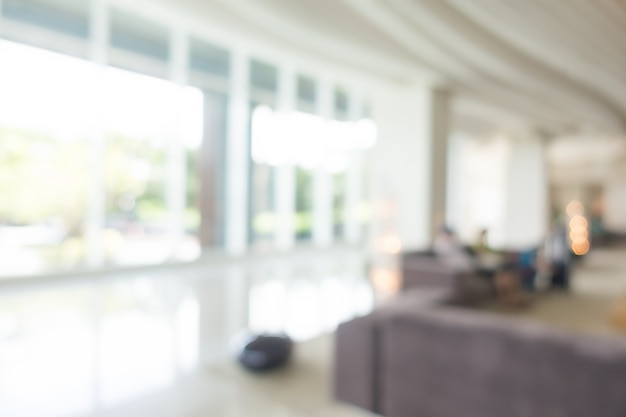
[0,249,372,417]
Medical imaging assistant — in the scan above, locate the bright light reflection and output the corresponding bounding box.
[248,281,287,334]
[284,281,323,341]
[251,106,377,172]
[0,253,373,416]
[0,39,203,149]
[371,268,401,296]
[176,296,200,372]
[100,312,175,406]
[381,234,402,254]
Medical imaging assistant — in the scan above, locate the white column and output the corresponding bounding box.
[225,48,250,254]
[167,29,188,255]
[460,134,548,249]
[313,77,333,246]
[85,0,108,267]
[456,136,508,243]
[87,1,107,407]
[501,136,548,249]
[368,85,450,251]
[445,132,463,233]
[344,93,364,244]
[274,64,296,250]
[426,88,450,241]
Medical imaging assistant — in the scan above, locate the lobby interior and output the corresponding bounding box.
[1,0,626,416]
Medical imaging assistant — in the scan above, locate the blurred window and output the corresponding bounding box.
[2,0,89,37]
[249,99,377,244]
[100,67,203,266]
[250,59,278,94]
[295,168,314,241]
[333,87,350,239]
[0,41,94,275]
[334,88,349,120]
[188,38,230,95]
[333,173,346,239]
[189,38,230,79]
[0,40,204,275]
[1,0,90,57]
[294,75,318,241]
[109,9,169,79]
[296,75,316,114]
[249,59,278,110]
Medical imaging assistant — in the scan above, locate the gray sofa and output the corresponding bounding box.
[334,291,626,417]
[401,251,492,305]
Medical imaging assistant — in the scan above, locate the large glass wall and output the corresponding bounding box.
[99,68,203,265]
[0,39,204,275]
[0,1,377,278]
[247,85,377,249]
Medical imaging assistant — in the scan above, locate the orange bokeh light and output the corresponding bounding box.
[571,239,590,255]
[371,269,401,294]
[569,229,588,241]
[569,215,588,229]
[566,200,584,217]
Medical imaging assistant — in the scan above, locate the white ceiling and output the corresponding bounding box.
[163,0,626,137]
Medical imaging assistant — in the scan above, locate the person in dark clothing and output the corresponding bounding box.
[546,221,571,290]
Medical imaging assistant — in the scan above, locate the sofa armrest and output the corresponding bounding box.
[334,291,450,413]
[334,313,382,413]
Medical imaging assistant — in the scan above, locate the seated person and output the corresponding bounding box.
[433,226,475,273]
[494,264,530,308]
[518,248,537,291]
[472,228,503,275]
[474,228,490,255]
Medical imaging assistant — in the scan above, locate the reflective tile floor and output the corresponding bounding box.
[4,246,624,417]
[0,248,376,417]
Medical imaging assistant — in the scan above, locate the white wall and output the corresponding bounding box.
[456,136,508,244]
[502,137,548,249]
[367,83,448,251]
[455,134,548,249]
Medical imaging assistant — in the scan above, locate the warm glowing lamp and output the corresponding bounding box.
[571,239,590,255]
[566,200,584,217]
